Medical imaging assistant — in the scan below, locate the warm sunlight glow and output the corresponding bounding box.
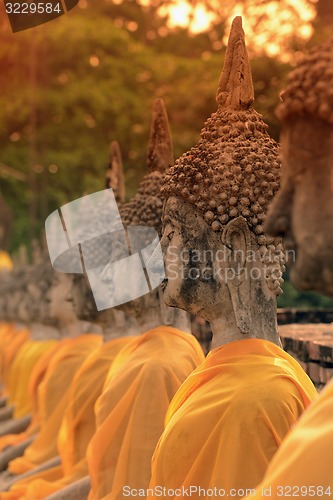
[190,4,216,34]
[224,0,317,62]
[158,1,192,29]
[142,0,319,62]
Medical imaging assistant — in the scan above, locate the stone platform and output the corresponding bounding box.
[279,323,333,389]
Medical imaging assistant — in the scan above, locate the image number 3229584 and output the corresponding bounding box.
[4,0,79,32]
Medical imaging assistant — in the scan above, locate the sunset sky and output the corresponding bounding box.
[136,0,318,61]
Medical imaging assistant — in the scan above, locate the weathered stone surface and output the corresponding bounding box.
[265,39,333,296]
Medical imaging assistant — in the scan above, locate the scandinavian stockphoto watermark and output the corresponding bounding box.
[45,189,295,311]
[4,0,79,32]
[164,245,295,284]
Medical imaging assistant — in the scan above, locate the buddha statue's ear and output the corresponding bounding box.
[221,217,252,335]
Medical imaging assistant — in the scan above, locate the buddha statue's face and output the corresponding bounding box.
[48,273,77,324]
[71,274,86,318]
[25,278,49,323]
[70,271,136,328]
[161,197,234,320]
[71,273,99,322]
[7,288,23,321]
[17,291,33,322]
[265,116,333,296]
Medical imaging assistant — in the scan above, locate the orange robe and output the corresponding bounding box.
[149,339,318,499]
[0,342,60,452]
[0,322,14,391]
[1,329,30,395]
[21,337,135,500]
[87,326,205,500]
[0,251,13,271]
[7,339,58,418]
[244,378,333,499]
[0,324,30,395]
[8,334,102,478]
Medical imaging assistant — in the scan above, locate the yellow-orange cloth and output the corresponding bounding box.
[0,251,13,271]
[0,323,17,389]
[0,342,60,452]
[0,323,11,394]
[0,323,14,376]
[87,326,205,500]
[23,337,135,500]
[149,339,318,499]
[0,466,64,500]
[8,334,102,477]
[7,339,57,418]
[244,378,333,499]
[28,342,61,430]
[1,328,30,395]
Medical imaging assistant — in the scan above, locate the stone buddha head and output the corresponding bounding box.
[110,98,190,332]
[47,271,77,327]
[71,272,138,339]
[160,17,284,347]
[0,269,22,322]
[69,141,138,338]
[0,259,58,337]
[264,40,333,296]
[18,261,60,339]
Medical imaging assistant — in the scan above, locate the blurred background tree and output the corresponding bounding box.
[0,0,332,307]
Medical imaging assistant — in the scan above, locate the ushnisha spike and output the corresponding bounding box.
[216,16,254,110]
[106,140,125,204]
[146,98,174,173]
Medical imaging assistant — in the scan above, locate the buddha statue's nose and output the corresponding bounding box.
[147,245,165,277]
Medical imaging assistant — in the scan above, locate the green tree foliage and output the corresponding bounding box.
[0,2,290,245]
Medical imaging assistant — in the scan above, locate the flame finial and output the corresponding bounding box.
[216,16,254,110]
[147,98,174,173]
[106,140,125,203]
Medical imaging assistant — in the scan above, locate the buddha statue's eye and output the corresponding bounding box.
[166,231,174,242]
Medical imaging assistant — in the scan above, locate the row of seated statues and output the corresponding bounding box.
[0,16,332,500]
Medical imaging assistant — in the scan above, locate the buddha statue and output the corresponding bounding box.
[0,262,58,428]
[242,39,333,499]
[160,18,284,348]
[0,262,33,420]
[0,261,62,481]
[69,140,139,341]
[82,99,204,500]
[148,17,317,495]
[264,39,333,296]
[0,253,105,492]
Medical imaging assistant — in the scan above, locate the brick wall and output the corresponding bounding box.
[191,313,333,388]
[279,324,333,389]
